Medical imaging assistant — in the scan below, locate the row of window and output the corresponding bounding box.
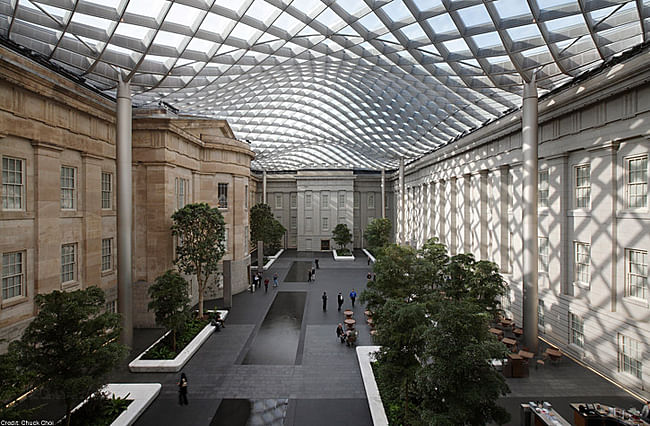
[1,158,242,213]
[1,239,114,302]
[272,192,382,210]
[1,157,115,211]
[538,155,648,209]
[568,313,643,380]
[536,237,647,301]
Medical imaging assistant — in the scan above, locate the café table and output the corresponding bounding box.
[502,337,517,348]
[344,318,356,330]
[545,347,562,361]
[500,318,513,328]
[489,328,504,338]
[518,350,535,360]
[344,310,354,319]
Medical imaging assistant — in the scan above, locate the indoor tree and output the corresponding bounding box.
[364,218,392,255]
[332,223,352,253]
[249,203,286,255]
[148,270,191,352]
[172,202,226,318]
[13,287,126,426]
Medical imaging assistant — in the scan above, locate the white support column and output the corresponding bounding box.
[116,75,133,347]
[262,170,267,204]
[399,158,405,244]
[522,77,539,353]
[381,169,386,219]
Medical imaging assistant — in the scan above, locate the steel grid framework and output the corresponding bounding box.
[1,0,647,170]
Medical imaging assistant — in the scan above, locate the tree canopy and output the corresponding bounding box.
[148,270,191,352]
[332,223,352,250]
[250,203,286,255]
[172,202,226,318]
[362,238,510,425]
[13,286,127,426]
[364,218,392,254]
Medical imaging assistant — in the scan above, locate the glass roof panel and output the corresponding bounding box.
[1,0,646,170]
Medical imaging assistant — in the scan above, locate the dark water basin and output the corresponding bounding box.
[242,291,305,365]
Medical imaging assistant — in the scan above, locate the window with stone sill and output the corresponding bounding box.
[368,193,375,209]
[574,242,591,287]
[321,192,329,209]
[101,172,112,209]
[618,334,643,379]
[538,169,549,208]
[101,238,113,272]
[569,312,584,348]
[61,243,76,284]
[60,166,76,210]
[275,193,282,209]
[218,183,228,209]
[290,192,297,209]
[305,192,312,209]
[575,164,590,209]
[2,251,24,300]
[625,249,647,301]
[2,156,24,210]
[626,156,648,209]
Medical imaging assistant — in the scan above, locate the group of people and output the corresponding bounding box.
[336,323,358,347]
[321,289,357,311]
[252,271,279,292]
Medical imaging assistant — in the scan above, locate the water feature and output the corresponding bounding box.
[283,261,312,282]
[242,291,305,365]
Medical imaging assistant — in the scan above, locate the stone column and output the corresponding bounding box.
[399,157,405,244]
[117,76,133,347]
[522,77,539,353]
[479,170,488,260]
[223,259,232,308]
[381,169,386,219]
[262,170,267,204]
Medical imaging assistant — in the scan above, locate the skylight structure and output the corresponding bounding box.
[0,0,647,170]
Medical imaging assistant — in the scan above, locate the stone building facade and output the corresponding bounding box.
[0,45,253,346]
[253,170,394,250]
[397,48,650,396]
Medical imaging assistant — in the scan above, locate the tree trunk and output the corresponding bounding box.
[65,401,72,426]
[172,329,177,352]
[196,266,204,318]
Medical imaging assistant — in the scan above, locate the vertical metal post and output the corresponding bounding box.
[399,158,405,244]
[116,75,133,347]
[381,169,386,219]
[522,76,539,353]
[263,170,267,204]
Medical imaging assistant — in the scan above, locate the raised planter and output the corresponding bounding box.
[70,383,161,426]
[252,249,284,271]
[356,346,388,426]
[333,249,355,261]
[128,310,228,373]
[362,249,376,263]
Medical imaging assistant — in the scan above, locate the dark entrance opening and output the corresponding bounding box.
[320,239,330,250]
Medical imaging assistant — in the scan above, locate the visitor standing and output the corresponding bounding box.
[642,400,650,421]
[337,292,344,311]
[253,273,259,289]
[349,289,357,308]
[322,292,328,311]
[178,373,188,405]
[311,267,316,282]
[308,269,312,282]
[315,258,319,269]
[336,323,345,343]
[273,272,279,288]
[264,278,269,293]
[257,272,263,289]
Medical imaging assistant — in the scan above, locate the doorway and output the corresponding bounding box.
[320,239,330,251]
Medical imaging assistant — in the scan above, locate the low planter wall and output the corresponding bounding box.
[333,249,355,261]
[128,310,228,373]
[70,383,161,426]
[356,346,388,426]
[362,249,376,263]
[252,249,284,271]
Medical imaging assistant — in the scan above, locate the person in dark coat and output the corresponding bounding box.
[178,372,188,405]
[308,269,312,282]
[336,323,345,343]
[337,292,344,311]
[264,278,269,293]
[349,289,357,308]
[322,292,327,311]
[315,258,319,269]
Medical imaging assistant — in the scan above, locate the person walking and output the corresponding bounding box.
[273,272,279,288]
[315,258,319,269]
[257,272,263,289]
[264,278,269,293]
[641,400,650,421]
[349,289,357,308]
[308,269,312,282]
[178,373,189,405]
[336,323,345,343]
[337,292,344,311]
[322,292,328,311]
[253,273,259,289]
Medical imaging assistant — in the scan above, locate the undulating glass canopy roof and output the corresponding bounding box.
[1,0,648,170]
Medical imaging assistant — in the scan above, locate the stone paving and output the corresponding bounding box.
[112,249,643,426]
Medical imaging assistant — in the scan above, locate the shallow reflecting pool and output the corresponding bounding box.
[242,291,305,365]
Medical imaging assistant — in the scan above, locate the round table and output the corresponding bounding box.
[367,318,374,328]
[344,318,356,330]
[343,310,354,319]
[364,310,372,317]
